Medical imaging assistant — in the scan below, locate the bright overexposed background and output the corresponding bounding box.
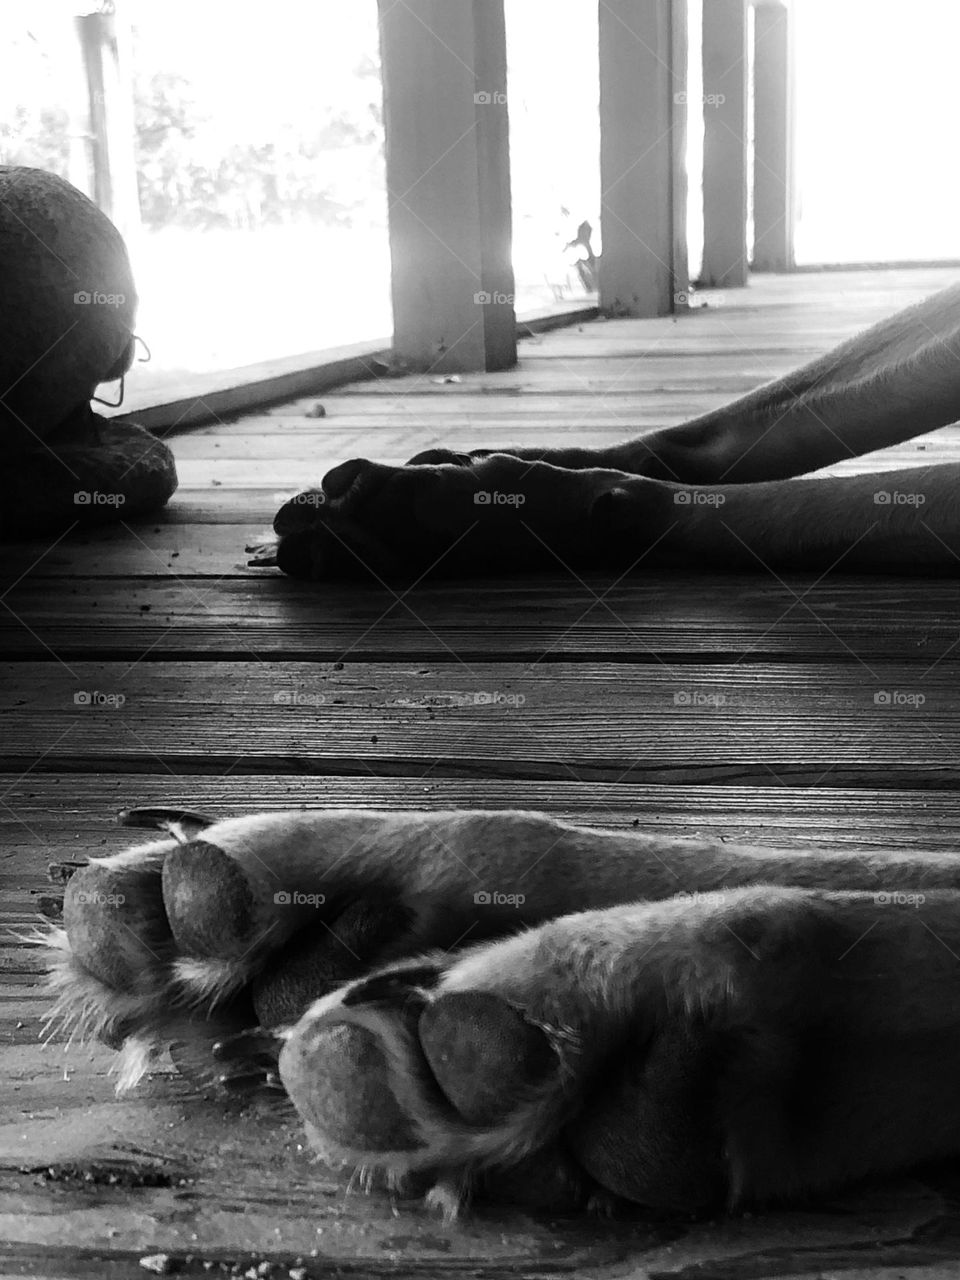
[3,0,960,388]
[792,0,960,264]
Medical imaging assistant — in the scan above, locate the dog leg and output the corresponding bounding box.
[279,888,960,1213]
[50,805,960,1091]
[272,448,960,578]
[409,282,960,484]
[604,462,960,572]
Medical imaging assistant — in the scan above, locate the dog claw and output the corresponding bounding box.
[212,1026,284,1063]
[117,807,215,842]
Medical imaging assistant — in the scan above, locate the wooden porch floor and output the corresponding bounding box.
[6,268,960,1278]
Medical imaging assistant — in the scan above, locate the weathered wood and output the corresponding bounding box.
[752,1,795,272]
[598,0,684,317]
[8,776,960,866]
[378,0,516,372]
[114,339,390,432]
[700,0,749,288]
[2,573,960,662]
[3,662,960,787]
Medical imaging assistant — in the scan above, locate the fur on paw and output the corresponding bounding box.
[43,810,427,1093]
[277,961,578,1215]
[271,454,650,581]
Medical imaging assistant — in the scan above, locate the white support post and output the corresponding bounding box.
[75,3,141,239]
[752,0,795,272]
[598,0,688,317]
[701,0,749,288]
[378,0,516,373]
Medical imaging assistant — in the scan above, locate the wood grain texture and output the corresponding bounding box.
[7,268,960,1275]
[1,572,959,663]
[2,661,959,787]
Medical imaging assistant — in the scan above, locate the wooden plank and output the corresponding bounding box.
[3,575,960,662]
[111,339,390,432]
[164,429,959,465]
[3,662,960,787]
[328,366,789,394]
[751,1,795,272]
[8,776,960,868]
[598,0,682,317]
[164,434,960,488]
[700,0,749,288]
[378,0,516,372]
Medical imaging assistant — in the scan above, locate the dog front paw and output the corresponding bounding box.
[271,454,664,581]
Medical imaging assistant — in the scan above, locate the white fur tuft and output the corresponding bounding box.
[173,955,254,1008]
[113,1033,162,1093]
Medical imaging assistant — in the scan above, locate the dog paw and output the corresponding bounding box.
[277,958,580,1213]
[275,889,893,1214]
[43,810,426,1093]
[271,454,660,581]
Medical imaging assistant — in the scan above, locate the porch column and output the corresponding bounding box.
[598,0,689,317]
[701,0,748,288]
[75,4,141,238]
[378,0,516,373]
[752,0,796,271]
